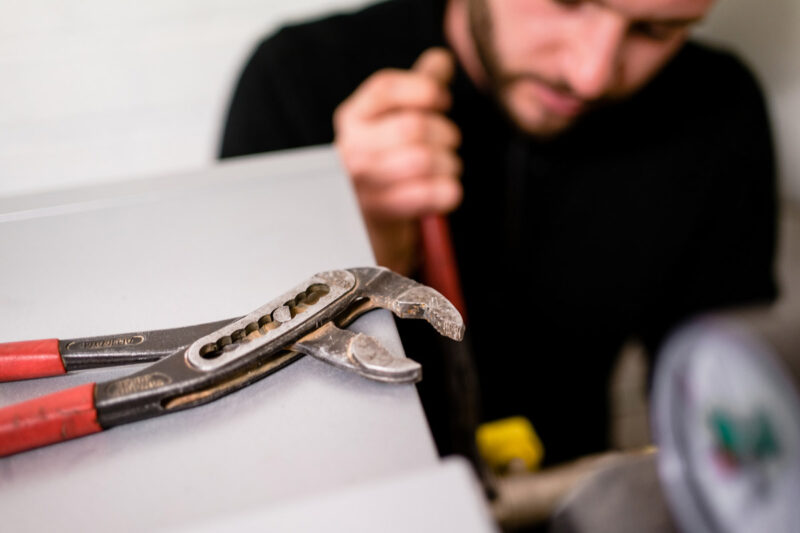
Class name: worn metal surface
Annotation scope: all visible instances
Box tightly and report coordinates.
[94,267,464,428]
[185,270,354,372]
[294,322,421,383]
[60,318,233,371]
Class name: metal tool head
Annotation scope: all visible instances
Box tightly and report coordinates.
[291,267,465,384]
[343,267,466,341]
[94,267,467,429]
[176,267,463,386]
[293,323,422,384]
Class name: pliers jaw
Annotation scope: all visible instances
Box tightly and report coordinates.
[345,267,466,341]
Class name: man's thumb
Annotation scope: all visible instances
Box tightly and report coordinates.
[412,47,455,85]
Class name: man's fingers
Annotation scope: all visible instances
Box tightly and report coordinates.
[341,111,460,153]
[335,47,454,122]
[360,176,463,218]
[333,46,462,231]
[384,112,461,148]
[411,47,455,86]
[350,146,462,189]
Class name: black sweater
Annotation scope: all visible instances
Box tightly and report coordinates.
[220,0,777,463]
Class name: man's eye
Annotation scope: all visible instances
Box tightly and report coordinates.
[631,22,682,41]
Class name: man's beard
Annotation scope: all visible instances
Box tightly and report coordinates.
[466,0,502,92]
[465,0,593,136]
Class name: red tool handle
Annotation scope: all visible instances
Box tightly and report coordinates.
[0,339,66,382]
[420,214,467,319]
[0,382,102,457]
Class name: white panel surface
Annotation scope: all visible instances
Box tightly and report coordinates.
[171,457,498,533]
[0,146,439,531]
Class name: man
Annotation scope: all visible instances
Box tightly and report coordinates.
[220,0,777,464]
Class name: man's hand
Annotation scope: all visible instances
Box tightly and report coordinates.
[334,48,463,275]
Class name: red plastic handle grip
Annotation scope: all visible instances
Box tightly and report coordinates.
[0,339,66,382]
[420,214,467,320]
[0,382,102,457]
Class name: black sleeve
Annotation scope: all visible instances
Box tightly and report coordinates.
[217,1,444,160]
[642,53,779,356]
[219,36,308,158]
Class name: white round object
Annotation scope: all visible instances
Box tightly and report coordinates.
[653,320,800,533]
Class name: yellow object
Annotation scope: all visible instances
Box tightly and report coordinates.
[476,416,544,472]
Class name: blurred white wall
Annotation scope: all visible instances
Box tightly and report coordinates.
[0,0,368,196]
[695,0,800,204]
[1,0,798,201]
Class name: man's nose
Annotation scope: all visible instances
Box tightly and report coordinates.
[565,12,626,100]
